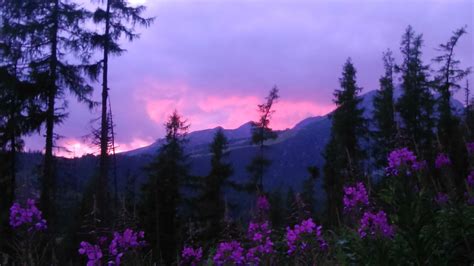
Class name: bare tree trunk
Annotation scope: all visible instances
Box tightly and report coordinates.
[98,0,111,220]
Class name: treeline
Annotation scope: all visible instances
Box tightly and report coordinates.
[0,0,153,263]
[1,0,474,264]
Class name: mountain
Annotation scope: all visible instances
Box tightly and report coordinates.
[16,89,466,207]
[119,88,465,190]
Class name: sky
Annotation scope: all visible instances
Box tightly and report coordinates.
[24,0,474,157]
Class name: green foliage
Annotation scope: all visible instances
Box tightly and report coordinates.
[323,58,367,225]
[195,129,233,244]
[141,110,190,264]
[247,86,279,192]
[372,50,397,168]
[396,26,435,161]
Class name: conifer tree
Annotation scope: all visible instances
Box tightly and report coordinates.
[247,86,279,192]
[197,128,233,243]
[14,0,95,228]
[143,110,189,264]
[396,26,435,161]
[433,26,470,148]
[372,50,397,167]
[0,0,47,250]
[89,0,153,220]
[465,81,474,138]
[323,58,367,225]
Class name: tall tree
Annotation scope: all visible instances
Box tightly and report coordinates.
[466,80,474,138]
[432,27,471,191]
[372,50,397,168]
[89,0,154,221]
[0,0,47,251]
[142,110,189,264]
[247,86,279,192]
[396,26,435,161]
[197,128,233,243]
[11,0,95,231]
[433,26,470,145]
[323,58,367,225]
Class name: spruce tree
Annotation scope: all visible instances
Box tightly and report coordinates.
[396,26,435,161]
[432,27,471,191]
[0,0,47,251]
[89,0,153,220]
[16,0,95,229]
[433,26,470,148]
[323,58,367,225]
[197,128,233,243]
[143,110,189,264]
[372,50,397,168]
[247,86,279,192]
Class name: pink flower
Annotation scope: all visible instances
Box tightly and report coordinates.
[386,148,421,176]
[246,221,273,264]
[256,195,270,212]
[435,153,451,169]
[343,182,369,212]
[434,192,449,205]
[9,199,47,232]
[285,218,327,255]
[181,246,203,266]
[358,210,394,239]
[213,241,245,265]
[466,142,474,154]
[78,241,102,266]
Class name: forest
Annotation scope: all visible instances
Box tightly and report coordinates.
[0,0,473,265]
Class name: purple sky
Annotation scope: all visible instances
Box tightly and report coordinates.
[25,0,474,157]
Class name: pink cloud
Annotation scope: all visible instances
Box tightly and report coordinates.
[136,80,335,135]
[53,137,153,158]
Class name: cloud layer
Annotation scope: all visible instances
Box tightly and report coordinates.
[24,0,473,157]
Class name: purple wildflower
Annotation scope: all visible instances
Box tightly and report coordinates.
[466,142,474,154]
[467,171,474,188]
[358,210,394,239]
[435,153,451,169]
[343,182,369,212]
[181,246,203,266]
[79,241,103,266]
[434,192,449,205]
[256,195,270,212]
[213,241,245,265]
[246,221,274,264]
[386,148,420,176]
[9,199,47,232]
[109,229,146,265]
[285,218,327,256]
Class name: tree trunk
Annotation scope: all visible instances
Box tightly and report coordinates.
[98,0,111,220]
[41,0,59,226]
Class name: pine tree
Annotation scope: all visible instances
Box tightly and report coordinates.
[433,26,470,148]
[323,58,367,226]
[432,27,471,191]
[396,26,435,161]
[197,128,233,243]
[465,81,474,138]
[142,110,189,264]
[247,86,279,192]
[0,0,46,251]
[372,50,397,168]
[16,0,95,230]
[89,0,153,221]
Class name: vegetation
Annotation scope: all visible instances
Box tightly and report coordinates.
[0,0,473,264]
